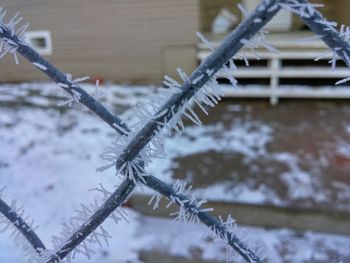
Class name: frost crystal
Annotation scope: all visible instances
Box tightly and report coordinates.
[167,180,213,224]
[148,191,162,210]
[32,62,47,71]
[92,79,105,101]
[48,184,128,262]
[0,9,29,64]
[279,1,323,18]
[197,32,215,51]
[0,189,42,263]
[57,75,88,107]
[98,130,152,185]
[280,1,350,85]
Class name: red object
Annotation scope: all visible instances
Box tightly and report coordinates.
[91,76,105,86]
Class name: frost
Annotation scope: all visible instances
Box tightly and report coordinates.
[57,83,69,89]
[163,75,182,93]
[254,18,262,24]
[166,180,214,224]
[3,1,350,262]
[148,191,162,210]
[279,1,350,86]
[92,80,105,100]
[176,67,188,82]
[0,8,29,64]
[48,184,128,262]
[336,76,350,85]
[206,69,214,77]
[56,75,88,107]
[98,132,151,185]
[32,62,47,71]
[0,189,41,263]
[112,122,129,136]
[237,4,250,18]
[193,74,204,85]
[197,32,215,51]
[57,89,81,107]
[73,76,90,83]
[295,34,324,44]
[99,59,228,184]
[279,1,323,18]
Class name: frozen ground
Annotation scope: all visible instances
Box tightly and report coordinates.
[137,216,350,263]
[0,83,350,262]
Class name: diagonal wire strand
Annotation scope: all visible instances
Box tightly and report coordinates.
[45,179,135,263]
[295,0,350,66]
[0,197,46,254]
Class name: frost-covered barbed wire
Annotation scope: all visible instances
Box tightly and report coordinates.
[57,75,89,107]
[237,3,279,61]
[279,1,324,18]
[0,8,29,64]
[44,179,135,263]
[205,215,238,263]
[0,188,45,262]
[148,180,215,224]
[280,0,350,84]
[142,175,261,262]
[44,184,129,263]
[197,3,279,74]
[112,0,280,205]
[4,0,350,262]
[0,12,127,135]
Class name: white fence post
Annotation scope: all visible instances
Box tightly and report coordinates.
[270,56,281,105]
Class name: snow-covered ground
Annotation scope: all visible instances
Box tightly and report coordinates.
[137,216,350,263]
[0,82,350,262]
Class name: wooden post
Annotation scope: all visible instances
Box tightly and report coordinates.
[270,56,281,105]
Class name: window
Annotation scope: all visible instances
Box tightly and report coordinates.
[24,31,53,55]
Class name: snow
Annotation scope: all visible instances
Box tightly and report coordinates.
[275,153,315,200]
[0,82,350,262]
[337,141,350,158]
[137,216,350,263]
[162,122,272,160]
[346,125,350,134]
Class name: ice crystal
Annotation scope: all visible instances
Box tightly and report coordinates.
[32,62,47,71]
[148,191,162,210]
[279,1,323,18]
[98,130,153,185]
[0,8,29,64]
[56,75,88,107]
[166,180,214,223]
[0,189,42,263]
[92,79,105,101]
[196,32,215,51]
[48,184,128,262]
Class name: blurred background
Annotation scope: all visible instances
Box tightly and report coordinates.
[1,0,350,262]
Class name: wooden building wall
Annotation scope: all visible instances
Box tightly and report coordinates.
[200,0,350,32]
[0,0,199,83]
[2,1,350,83]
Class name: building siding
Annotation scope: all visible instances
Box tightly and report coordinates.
[0,0,199,83]
[200,0,350,32]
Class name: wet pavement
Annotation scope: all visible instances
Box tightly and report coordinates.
[170,99,350,211]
